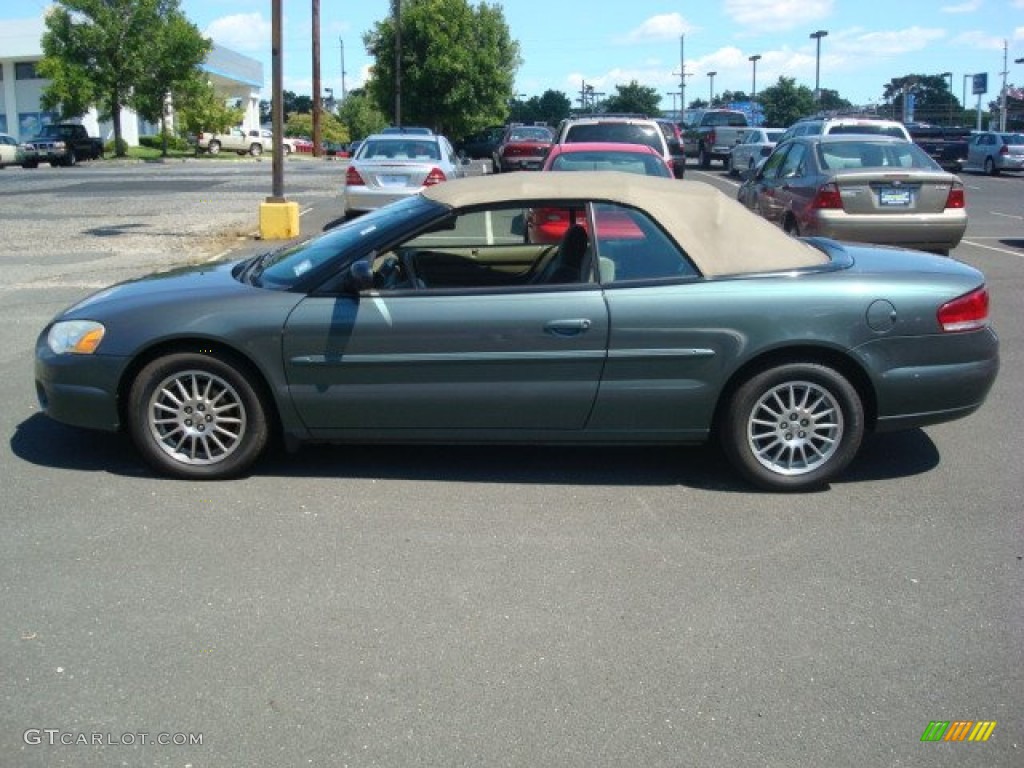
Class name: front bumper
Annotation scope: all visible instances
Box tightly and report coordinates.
[34,342,128,432]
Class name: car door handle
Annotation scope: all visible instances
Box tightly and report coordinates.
[544,318,592,337]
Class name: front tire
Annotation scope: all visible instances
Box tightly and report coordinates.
[128,353,269,480]
[720,363,864,491]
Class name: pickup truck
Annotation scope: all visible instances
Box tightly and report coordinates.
[684,109,750,168]
[22,123,104,167]
[906,124,971,172]
[196,128,266,156]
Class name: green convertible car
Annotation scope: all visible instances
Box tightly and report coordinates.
[34,173,999,491]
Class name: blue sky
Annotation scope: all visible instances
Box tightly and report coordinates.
[8,1,1024,109]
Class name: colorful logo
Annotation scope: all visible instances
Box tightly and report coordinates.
[921,721,997,742]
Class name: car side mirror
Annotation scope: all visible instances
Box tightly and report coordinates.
[344,258,374,293]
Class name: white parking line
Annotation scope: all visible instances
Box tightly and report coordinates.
[991,211,1023,221]
[960,239,1024,259]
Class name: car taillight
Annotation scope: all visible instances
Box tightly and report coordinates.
[345,166,365,186]
[938,286,989,332]
[999,144,1009,155]
[423,167,447,186]
[945,179,965,209]
[706,129,716,145]
[812,182,843,209]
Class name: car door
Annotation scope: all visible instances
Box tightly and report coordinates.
[752,142,801,224]
[967,133,988,167]
[281,206,609,435]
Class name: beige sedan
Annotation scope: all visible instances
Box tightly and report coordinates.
[737,135,967,255]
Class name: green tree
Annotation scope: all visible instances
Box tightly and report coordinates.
[130,6,211,156]
[337,89,389,140]
[364,0,521,138]
[883,74,959,124]
[174,79,244,152]
[758,76,817,127]
[285,112,350,144]
[816,88,852,113]
[531,90,572,126]
[601,80,662,115]
[39,0,182,157]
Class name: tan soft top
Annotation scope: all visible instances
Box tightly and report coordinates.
[423,171,827,276]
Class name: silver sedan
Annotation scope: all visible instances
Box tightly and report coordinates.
[727,127,785,176]
[342,133,469,217]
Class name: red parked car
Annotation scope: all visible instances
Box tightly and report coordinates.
[527,142,672,243]
[493,124,553,172]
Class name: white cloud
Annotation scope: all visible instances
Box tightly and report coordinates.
[204,13,272,54]
[619,13,691,44]
[940,0,982,12]
[833,26,946,57]
[951,30,1009,50]
[724,0,832,32]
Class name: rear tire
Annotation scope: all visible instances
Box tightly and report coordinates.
[984,157,999,176]
[128,352,269,480]
[720,363,864,491]
[207,140,221,156]
[699,147,711,169]
[250,143,263,157]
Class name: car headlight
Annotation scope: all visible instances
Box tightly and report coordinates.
[47,320,106,355]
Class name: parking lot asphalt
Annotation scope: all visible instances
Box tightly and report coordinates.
[1,157,1021,768]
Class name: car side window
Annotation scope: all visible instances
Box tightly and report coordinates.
[591,203,697,283]
[759,144,791,179]
[778,144,807,178]
[384,206,594,290]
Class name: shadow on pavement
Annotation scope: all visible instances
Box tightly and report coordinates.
[12,413,940,491]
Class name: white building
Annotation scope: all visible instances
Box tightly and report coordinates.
[0,15,263,143]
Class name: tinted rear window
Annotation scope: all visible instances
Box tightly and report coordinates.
[827,123,908,139]
[564,123,663,153]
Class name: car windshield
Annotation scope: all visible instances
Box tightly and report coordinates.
[549,150,670,177]
[358,139,440,160]
[247,197,436,290]
[817,141,940,171]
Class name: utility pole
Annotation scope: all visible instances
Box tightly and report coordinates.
[340,38,347,99]
[312,0,322,157]
[679,35,686,118]
[393,0,402,126]
[999,39,1009,131]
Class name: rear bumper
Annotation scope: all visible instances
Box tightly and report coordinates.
[856,327,999,431]
[809,210,967,251]
[343,186,421,213]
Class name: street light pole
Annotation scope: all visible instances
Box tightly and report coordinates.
[707,71,717,106]
[940,72,952,126]
[749,54,761,104]
[810,30,828,101]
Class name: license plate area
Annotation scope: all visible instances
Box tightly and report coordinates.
[378,174,409,187]
[879,187,912,206]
